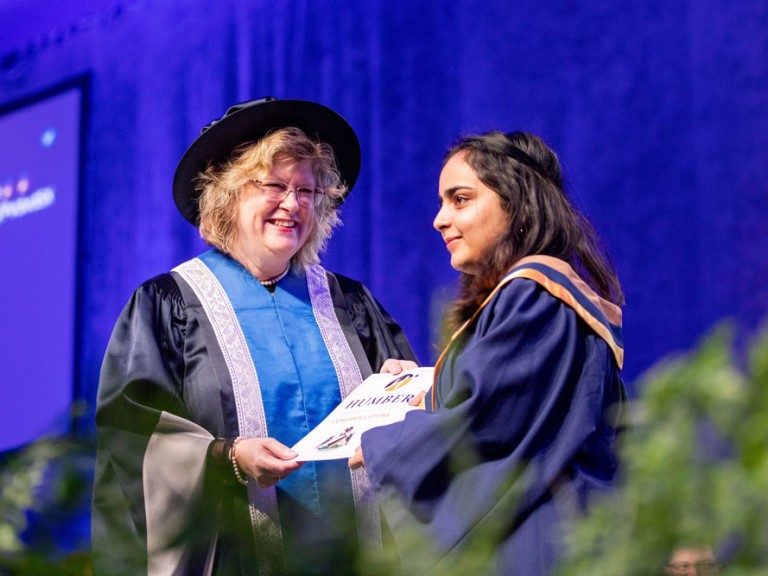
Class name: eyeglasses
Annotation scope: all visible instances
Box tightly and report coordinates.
[666,561,720,575]
[253,180,325,207]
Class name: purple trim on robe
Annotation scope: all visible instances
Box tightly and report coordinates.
[173,258,282,574]
[307,265,382,546]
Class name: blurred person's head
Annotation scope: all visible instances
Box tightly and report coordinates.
[664,546,719,576]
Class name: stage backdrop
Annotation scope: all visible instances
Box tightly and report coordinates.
[1,0,767,432]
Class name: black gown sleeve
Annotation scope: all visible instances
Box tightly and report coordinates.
[327,272,419,373]
[91,273,193,574]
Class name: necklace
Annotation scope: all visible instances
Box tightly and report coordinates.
[260,265,290,286]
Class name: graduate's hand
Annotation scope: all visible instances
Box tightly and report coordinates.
[379,358,419,374]
[235,438,304,489]
[409,390,427,408]
[348,446,365,470]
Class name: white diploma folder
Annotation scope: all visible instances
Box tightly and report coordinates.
[290,367,435,461]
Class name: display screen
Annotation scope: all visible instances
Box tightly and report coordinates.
[0,80,85,452]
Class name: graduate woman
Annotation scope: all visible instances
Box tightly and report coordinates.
[92,97,417,575]
[350,131,626,575]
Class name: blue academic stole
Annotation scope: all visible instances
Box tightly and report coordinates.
[173,249,381,567]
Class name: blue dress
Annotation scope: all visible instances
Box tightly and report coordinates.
[361,256,625,575]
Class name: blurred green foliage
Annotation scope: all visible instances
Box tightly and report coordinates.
[0,435,93,575]
[557,327,768,576]
[3,327,768,575]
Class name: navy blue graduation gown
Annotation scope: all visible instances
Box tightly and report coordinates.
[361,257,625,575]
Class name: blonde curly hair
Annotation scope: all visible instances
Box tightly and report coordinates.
[195,127,347,269]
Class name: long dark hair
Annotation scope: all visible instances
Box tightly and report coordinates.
[445,130,624,332]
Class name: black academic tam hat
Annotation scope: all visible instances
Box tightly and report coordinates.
[173,96,361,225]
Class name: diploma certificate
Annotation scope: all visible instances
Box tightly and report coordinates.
[290,367,435,461]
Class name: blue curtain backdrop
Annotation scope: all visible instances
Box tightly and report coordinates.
[2,0,768,419]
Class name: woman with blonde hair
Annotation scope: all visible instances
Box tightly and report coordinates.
[93,97,417,575]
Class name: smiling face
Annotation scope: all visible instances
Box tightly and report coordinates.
[433,151,511,275]
[232,159,316,279]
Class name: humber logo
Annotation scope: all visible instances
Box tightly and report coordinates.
[384,373,414,392]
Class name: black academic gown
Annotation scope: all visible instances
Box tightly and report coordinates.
[91,259,416,576]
